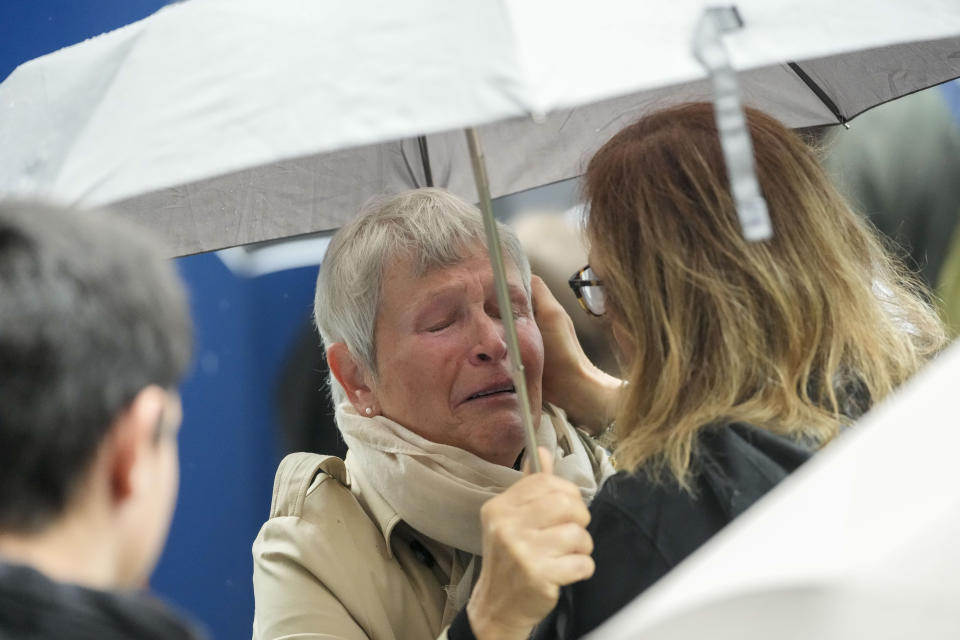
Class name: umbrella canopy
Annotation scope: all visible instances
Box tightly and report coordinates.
[587,339,960,640]
[1,0,959,256]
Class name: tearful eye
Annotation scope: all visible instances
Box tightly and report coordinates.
[427,319,453,333]
[487,307,525,321]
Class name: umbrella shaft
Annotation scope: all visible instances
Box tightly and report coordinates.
[464,127,541,473]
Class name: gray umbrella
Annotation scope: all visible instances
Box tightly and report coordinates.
[93,35,960,257]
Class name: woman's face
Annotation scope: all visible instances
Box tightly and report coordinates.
[369,246,543,467]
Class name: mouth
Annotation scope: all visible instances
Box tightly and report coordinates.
[463,382,516,403]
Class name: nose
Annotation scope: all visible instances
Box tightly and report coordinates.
[469,312,508,365]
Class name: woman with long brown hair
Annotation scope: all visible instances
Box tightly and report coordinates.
[532,102,946,638]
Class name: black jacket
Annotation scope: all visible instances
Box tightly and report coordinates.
[535,422,811,639]
[0,561,205,640]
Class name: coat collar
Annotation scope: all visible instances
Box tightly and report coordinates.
[344,454,404,558]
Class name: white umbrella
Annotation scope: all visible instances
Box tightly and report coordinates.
[1,0,959,255]
[2,0,959,457]
[587,340,960,640]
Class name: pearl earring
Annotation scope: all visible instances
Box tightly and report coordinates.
[365,407,372,416]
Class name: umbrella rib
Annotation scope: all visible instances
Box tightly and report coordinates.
[417,136,434,188]
[399,141,420,188]
[787,62,847,126]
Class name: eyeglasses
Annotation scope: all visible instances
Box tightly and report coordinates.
[568,265,606,317]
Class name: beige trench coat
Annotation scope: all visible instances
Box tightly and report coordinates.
[251,429,609,640]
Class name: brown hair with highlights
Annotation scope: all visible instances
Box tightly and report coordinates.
[584,102,946,487]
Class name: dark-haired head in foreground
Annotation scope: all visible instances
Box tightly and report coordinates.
[0,201,201,639]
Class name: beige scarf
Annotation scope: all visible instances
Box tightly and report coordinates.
[338,402,610,556]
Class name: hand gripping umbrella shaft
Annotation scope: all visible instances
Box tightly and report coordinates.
[465,127,542,473]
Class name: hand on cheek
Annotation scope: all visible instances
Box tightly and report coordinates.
[532,276,622,434]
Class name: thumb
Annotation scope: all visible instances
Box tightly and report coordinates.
[530,275,547,315]
[524,446,554,476]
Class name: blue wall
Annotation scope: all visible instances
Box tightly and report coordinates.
[3,5,321,637]
[1,1,165,75]
[154,254,319,638]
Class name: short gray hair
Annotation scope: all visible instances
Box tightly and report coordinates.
[314,188,531,404]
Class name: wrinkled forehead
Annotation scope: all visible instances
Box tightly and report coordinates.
[379,242,480,297]
[405,239,485,279]
[387,241,527,287]
[381,242,531,312]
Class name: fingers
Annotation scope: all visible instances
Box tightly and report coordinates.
[536,552,596,587]
[530,275,550,313]
[482,488,590,533]
[539,446,554,475]
[481,469,591,545]
[531,275,572,328]
[532,276,607,429]
[534,522,594,556]
[496,526,595,589]
[497,471,588,517]
[469,469,596,638]
[485,519,593,562]
[483,521,595,588]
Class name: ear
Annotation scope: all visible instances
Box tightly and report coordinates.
[327,343,379,415]
[109,385,168,503]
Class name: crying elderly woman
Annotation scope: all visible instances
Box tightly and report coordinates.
[252,188,615,640]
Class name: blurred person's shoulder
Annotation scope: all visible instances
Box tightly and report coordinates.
[0,560,204,640]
